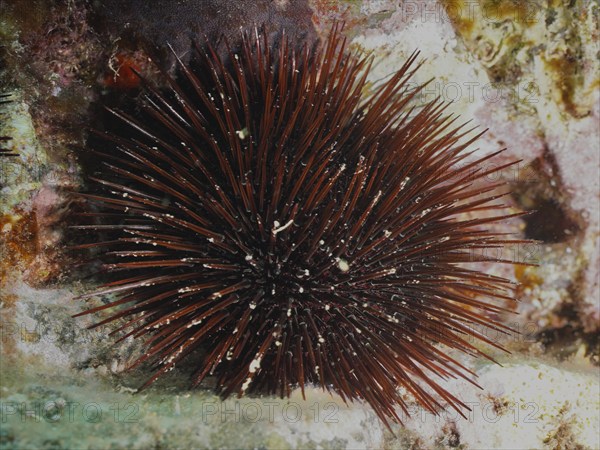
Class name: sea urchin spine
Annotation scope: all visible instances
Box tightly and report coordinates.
[74,26,528,426]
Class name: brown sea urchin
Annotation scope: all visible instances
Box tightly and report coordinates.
[75,26,527,425]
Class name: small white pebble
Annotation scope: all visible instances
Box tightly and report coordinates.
[338,259,350,272]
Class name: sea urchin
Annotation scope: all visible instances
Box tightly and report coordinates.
[75,26,526,425]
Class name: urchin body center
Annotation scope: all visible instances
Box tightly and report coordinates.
[247,242,312,302]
